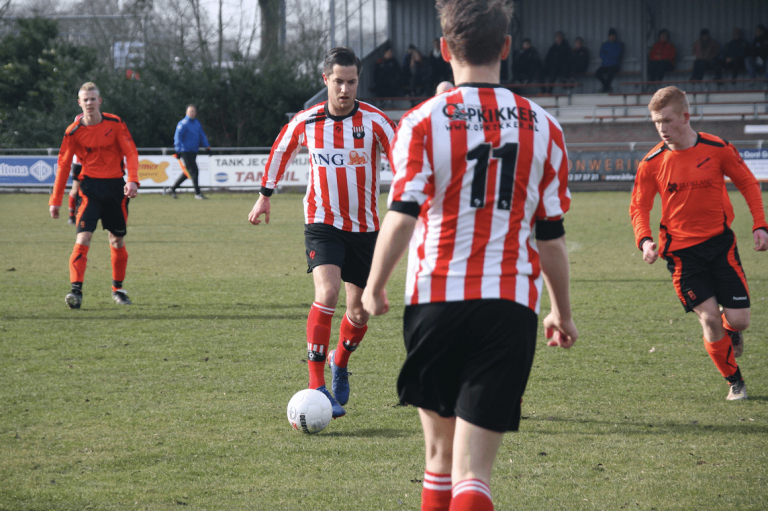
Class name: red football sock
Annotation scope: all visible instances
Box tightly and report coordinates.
[421,472,452,511]
[334,313,368,368]
[450,479,493,511]
[68,194,76,213]
[703,334,738,378]
[111,246,128,292]
[307,302,334,389]
[69,243,89,284]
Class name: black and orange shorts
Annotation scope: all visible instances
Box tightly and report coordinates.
[664,229,750,312]
[75,177,129,236]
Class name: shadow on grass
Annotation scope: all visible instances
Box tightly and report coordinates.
[525,415,768,435]
[323,428,411,438]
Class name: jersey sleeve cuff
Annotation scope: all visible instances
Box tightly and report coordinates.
[259,186,274,197]
[535,218,565,240]
[638,236,653,251]
[754,226,768,234]
[389,201,421,218]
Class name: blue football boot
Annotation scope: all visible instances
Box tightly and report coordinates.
[328,350,350,405]
[315,385,346,418]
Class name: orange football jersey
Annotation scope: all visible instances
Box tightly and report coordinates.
[50,113,139,207]
[630,132,767,256]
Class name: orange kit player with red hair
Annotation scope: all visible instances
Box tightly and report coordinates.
[630,86,768,400]
[49,82,140,309]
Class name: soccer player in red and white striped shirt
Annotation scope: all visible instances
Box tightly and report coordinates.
[362,2,578,510]
[248,47,396,418]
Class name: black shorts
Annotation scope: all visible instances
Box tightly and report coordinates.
[304,223,378,289]
[76,177,129,236]
[665,228,750,312]
[398,299,538,433]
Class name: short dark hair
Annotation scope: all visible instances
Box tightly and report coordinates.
[437,0,512,66]
[658,29,669,39]
[608,28,617,37]
[323,47,362,77]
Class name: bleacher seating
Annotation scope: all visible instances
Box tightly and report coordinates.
[360,90,767,124]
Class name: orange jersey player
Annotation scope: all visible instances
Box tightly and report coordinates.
[630,86,768,401]
[49,81,140,309]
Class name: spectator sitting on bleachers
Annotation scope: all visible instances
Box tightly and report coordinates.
[747,24,768,78]
[373,47,401,98]
[571,37,590,77]
[596,28,623,93]
[406,47,427,97]
[691,28,721,80]
[720,28,750,80]
[542,31,571,92]
[648,29,676,82]
[512,38,542,84]
[427,38,452,93]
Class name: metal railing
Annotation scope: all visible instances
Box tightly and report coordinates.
[0,147,273,156]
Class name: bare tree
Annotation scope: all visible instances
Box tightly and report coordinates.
[258,0,279,60]
[284,0,329,77]
[186,0,212,65]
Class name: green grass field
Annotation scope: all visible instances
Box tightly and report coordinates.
[1,191,766,510]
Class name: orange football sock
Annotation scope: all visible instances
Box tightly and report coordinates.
[450,480,493,511]
[421,472,452,511]
[721,313,743,333]
[307,302,334,389]
[69,244,89,284]
[334,313,368,368]
[68,194,76,213]
[703,334,738,378]
[110,246,128,291]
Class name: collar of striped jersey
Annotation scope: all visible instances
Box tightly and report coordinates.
[324,100,359,122]
[454,82,506,89]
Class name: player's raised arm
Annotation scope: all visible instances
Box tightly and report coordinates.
[721,143,768,242]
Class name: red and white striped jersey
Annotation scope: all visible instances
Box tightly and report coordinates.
[389,84,571,313]
[262,100,396,232]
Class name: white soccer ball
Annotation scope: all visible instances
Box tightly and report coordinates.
[287,389,332,434]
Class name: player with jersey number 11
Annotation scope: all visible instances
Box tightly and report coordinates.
[248,47,396,419]
[363,1,578,509]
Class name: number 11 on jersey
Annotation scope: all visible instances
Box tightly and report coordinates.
[466,142,519,210]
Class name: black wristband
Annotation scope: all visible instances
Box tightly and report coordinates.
[535,218,565,240]
[259,186,274,197]
[389,201,421,218]
[638,236,653,251]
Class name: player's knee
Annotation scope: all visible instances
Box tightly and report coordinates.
[346,304,369,325]
[726,312,750,332]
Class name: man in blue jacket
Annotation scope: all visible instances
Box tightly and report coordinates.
[595,28,623,93]
[165,104,212,199]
